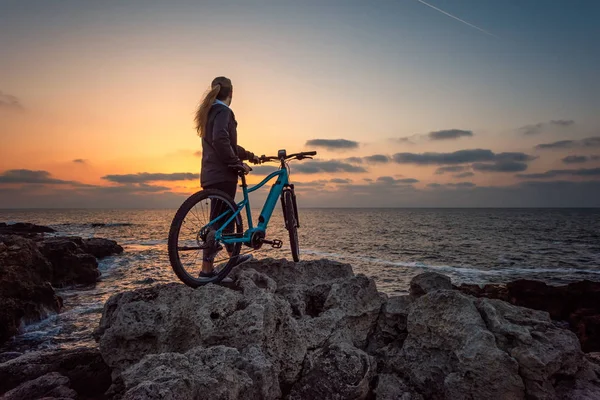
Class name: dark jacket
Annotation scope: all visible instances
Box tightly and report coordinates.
[200,103,253,187]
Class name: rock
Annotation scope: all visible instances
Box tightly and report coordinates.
[409,272,452,297]
[393,290,526,400]
[0,235,61,343]
[1,372,77,400]
[367,295,412,360]
[95,259,385,398]
[82,237,124,259]
[288,342,375,400]
[0,346,111,398]
[0,352,22,364]
[37,237,101,286]
[374,374,423,400]
[94,264,600,400]
[120,345,280,400]
[458,279,600,352]
[0,222,56,234]
[476,297,585,399]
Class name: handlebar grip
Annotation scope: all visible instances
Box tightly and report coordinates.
[304,151,317,156]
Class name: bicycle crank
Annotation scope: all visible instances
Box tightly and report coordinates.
[262,239,283,249]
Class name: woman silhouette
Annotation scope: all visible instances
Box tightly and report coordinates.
[194,76,258,278]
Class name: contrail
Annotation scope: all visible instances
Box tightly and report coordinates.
[416,0,499,39]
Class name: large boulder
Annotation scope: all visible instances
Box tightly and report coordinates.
[0,235,61,343]
[120,345,280,400]
[393,290,526,400]
[82,237,124,259]
[0,346,111,398]
[458,279,600,352]
[0,372,77,400]
[410,271,452,296]
[95,258,385,399]
[37,237,101,286]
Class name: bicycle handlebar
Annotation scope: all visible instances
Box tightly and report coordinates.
[259,150,317,163]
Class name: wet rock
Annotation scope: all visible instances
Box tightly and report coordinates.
[38,237,101,286]
[0,222,56,235]
[0,346,111,398]
[82,237,124,259]
[0,235,61,343]
[1,372,77,400]
[409,271,452,297]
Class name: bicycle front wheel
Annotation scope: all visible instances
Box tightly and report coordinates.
[168,189,243,287]
[283,189,300,262]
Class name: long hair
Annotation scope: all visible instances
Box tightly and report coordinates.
[195,76,233,137]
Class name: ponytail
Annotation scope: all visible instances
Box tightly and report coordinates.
[194,76,232,137]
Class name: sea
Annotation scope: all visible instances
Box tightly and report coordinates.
[1,208,599,353]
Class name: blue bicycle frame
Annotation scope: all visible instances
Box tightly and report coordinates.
[210,168,289,244]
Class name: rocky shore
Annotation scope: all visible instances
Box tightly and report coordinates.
[0,222,123,344]
[1,225,599,399]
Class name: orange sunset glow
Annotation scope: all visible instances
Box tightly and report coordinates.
[1,1,599,208]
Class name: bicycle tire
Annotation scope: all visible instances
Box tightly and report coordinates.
[168,188,243,288]
[283,189,300,262]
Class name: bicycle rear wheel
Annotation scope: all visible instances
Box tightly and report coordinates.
[168,189,243,287]
[283,189,300,262]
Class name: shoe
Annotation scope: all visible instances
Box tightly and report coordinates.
[198,270,233,284]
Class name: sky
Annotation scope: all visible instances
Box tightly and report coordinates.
[1,0,599,208]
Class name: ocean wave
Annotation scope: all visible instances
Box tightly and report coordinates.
[301,249,600,278]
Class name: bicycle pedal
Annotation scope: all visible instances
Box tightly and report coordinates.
[263,239,283,248]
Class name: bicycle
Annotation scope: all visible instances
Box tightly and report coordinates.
[168,149,317,287]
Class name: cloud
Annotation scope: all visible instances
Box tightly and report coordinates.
[428,129,473,140]
[305,139,359,150]
[363,154,390,164]
[392,149,495,165]
[194,151,202,158]
[102,172,197,183]
[394,135,419,145]
[428,182,476,189]
[517,167,600,179]
[393,149,536,167]
[73,159,87,164]
[329,178,352,184]
[435,166,469,175]
[376,176,419,184]
[535,136,600,150]
[0,91,24,110]
[293,160,367,174]
[454,172,475,178]
[562,155,588,164]
[535,140,575,149]
[519,119,575,135]
[344,157,363,164]
[0,169,75,185]
[551,120,575,127]
[495,152,537,162]
[472,161,528,173]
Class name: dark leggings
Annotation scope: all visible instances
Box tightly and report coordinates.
[203,181,237,260]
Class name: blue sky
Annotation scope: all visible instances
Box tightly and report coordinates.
[1,0,599,207]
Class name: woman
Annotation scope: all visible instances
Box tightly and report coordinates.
[194,76,257,278]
